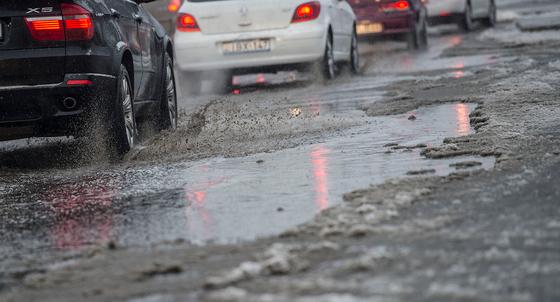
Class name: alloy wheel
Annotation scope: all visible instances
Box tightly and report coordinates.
[121,76,136,149]
[350,30,360,73]
[166,63,178,129]
[325,36,336,79]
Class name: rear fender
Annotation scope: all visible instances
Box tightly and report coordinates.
[112,42,134,93]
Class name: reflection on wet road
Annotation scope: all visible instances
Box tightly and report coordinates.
[0,31,502,276]
[1,103,494,270]
[362,35,505,75]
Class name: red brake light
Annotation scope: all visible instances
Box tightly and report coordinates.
[61,3,94,41]
[177,13,200,32]
[292,2,321,23]
[67,79,92,86]
[168,0,181,12]
[24,3,93,42]
[25,16,64,41]
[382,0,410,12]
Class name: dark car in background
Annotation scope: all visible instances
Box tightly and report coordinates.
[0,0,178,155]
[143,0,184,35]
[348,0,428,50]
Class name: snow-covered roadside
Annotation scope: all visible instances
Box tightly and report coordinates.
[478,23,560,46]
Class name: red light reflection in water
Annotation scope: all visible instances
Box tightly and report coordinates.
[455,103,471,136]
[453,70,465,79]
[308,95,322,116]
[452,62,465,69]
[451,62,465,79]
[311,145,330,211]
[44,178,116,250]
[184,170,225,240]
[399,56,413,70]
[449,35,463,47]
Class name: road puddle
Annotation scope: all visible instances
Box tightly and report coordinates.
[0,103,495,273]
[361,35,513,76]
[150,103,493,243]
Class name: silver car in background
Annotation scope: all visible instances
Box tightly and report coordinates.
[173,0,360,94]
[427,0,497,31]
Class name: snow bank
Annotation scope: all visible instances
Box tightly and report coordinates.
[479,25,560,45]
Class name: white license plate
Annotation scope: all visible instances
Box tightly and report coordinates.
[0,22,4,41]
[222,39,271,55]
[357,23,384,35]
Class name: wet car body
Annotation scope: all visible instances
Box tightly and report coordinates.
[173,0,360,93]
[0,0,177,154]
[427,0,497,30]
[348,0,428,49]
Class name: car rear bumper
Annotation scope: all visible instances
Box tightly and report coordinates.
[174,22,327,72]
[0,73,116,140]
[356,12,415,36]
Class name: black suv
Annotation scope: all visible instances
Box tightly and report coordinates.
[0,0,178,155]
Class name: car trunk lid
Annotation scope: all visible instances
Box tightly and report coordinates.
[185,0,300,35]
[348,0,410,17]
[0,0,65,86]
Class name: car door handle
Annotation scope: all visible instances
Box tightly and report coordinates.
[133,14,143,23]
[110,9,121,18]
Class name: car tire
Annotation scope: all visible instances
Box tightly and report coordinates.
[349,28,361,75]
[419,17,428,49]
[460,1,474,31]
[323,32,336,80]
[110,65,138,156]
[407,16,428,50]
[482,0,497,27]
[312,31,336,82]
[158,53,178,131]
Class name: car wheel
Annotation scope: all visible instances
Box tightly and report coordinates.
[321,32,336,80]
[460,1,474,31]
[350,28,361,74]
[419,17,428,49]
[407,17,427,50]
[158,53,178,130]
[112,65,138,155]
[482,0,497,27]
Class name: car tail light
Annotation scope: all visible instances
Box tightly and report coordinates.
[291,2,321,23]
[382,0,411,12]
[168,0,181,12]
[177,13,200,32]
[25,16,65,41]
[62,3,94,41]
[25,3,93,42]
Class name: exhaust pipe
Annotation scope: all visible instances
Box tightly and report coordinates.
[62,97,78,110]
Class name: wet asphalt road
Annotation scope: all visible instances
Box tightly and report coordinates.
[0,4,529,282]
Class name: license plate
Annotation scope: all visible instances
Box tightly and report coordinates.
[0,22,4,41]
[222,39,271,55]
[357,23,384,35]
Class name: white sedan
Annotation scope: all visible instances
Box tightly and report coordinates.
[173,0,359,93]
[427,0,497,31]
